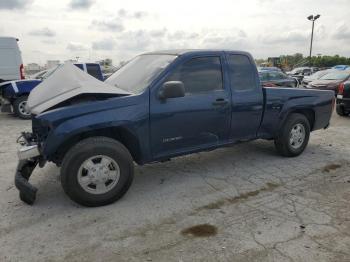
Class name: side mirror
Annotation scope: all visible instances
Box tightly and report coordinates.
[158,81,185,100]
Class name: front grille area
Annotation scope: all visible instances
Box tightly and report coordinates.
[32,118,50,142]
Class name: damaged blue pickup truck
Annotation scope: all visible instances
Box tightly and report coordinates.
[16,50,334,206]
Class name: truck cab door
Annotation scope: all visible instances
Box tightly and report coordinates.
[226,53,264,141]
[150,55,231,160]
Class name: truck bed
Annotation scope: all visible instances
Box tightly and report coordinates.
[258,87,334,139]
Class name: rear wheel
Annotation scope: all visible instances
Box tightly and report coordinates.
[61,137,134,207]
[13,96,31,119]
[274,113,310,157]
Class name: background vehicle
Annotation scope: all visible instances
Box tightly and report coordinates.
[0,63,103,119]
[307,70,350,94]
[332,65,350,70]
[257,66,282,72]
[336,81,350,116]
[15,50,334,206]
[0,37,24,83]
[259,71,298,87]
[302,69,334,87]
[286,67,318,84]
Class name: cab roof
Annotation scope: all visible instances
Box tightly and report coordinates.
[143,49,250,56]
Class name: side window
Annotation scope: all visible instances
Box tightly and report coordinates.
[259,72,268,81]
[86,64,101,80]
[269,72,282,80]
[227,54,257,91]
[166,57,223,94]
[303,69,311,75]
[278,72,286,79]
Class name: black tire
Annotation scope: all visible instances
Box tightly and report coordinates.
[274,113,310,157]
[61,137,134,207]
[336,105,347,116]
[13,96,31,119]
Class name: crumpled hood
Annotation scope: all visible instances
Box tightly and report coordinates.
[27,62,130,115]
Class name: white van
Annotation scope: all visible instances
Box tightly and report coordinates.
[0,37,24,82]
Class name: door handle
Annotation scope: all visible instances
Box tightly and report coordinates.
[212,98,228,106]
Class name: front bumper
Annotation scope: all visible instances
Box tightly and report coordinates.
[15,143,41,205]
[15,159,39,204]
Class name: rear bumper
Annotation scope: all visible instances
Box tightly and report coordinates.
[14,143,41,205]
[337,96,350,108]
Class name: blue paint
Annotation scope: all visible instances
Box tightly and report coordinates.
[32,50,334,165]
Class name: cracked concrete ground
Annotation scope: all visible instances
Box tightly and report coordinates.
[0,111,349,262]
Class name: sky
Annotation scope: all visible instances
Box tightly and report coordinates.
[0,0,350,65]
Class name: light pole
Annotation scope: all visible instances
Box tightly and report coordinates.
[307,14,320,66]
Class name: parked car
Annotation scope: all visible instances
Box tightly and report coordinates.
[332,65,350,70]
[0,37,24,83]
[286,67,317,84]
[0,63,103,119]
[259,71,298,87]
[15,50,334,206]
[336,81,350,116]
[307,70,350,94]
[257,66,282,72]
[301,69,335,87]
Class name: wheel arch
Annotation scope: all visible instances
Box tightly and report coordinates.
[279,108,315,134]
[51,126,142,165]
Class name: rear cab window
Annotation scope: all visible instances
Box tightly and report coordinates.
[86,64,102,80]
[227,54,257,91]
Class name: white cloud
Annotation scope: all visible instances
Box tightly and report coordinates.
[90,18,124,32]
[0,0,33,10]
[92,38,116,50]
[67,42,88,51]
[29,27,56,37]
[0,0,349,64]
[69,0,95,9]
[333,23,350,40]
[117,8,148,19]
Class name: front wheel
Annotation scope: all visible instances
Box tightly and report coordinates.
[13,96,31,119]
[274,113,310,157]
[61,137,134,207]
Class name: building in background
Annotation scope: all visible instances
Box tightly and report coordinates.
[25,63,43,75]
[64,59,78,64]
[46,60,60,69]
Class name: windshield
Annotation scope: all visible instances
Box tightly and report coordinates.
[290,68,303,74]
[105,54,177,94]
[319,71,350,80]
[308,70,330,80]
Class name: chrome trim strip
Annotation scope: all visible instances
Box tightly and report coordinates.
[18,145,40,160]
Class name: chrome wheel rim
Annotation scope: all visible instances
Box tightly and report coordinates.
[289,123,305,149]
[18,101,30,116]
[77,155,120,195]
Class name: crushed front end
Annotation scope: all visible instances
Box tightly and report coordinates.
[15,118,49,205]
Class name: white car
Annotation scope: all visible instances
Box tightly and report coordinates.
[0,37,24,82]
